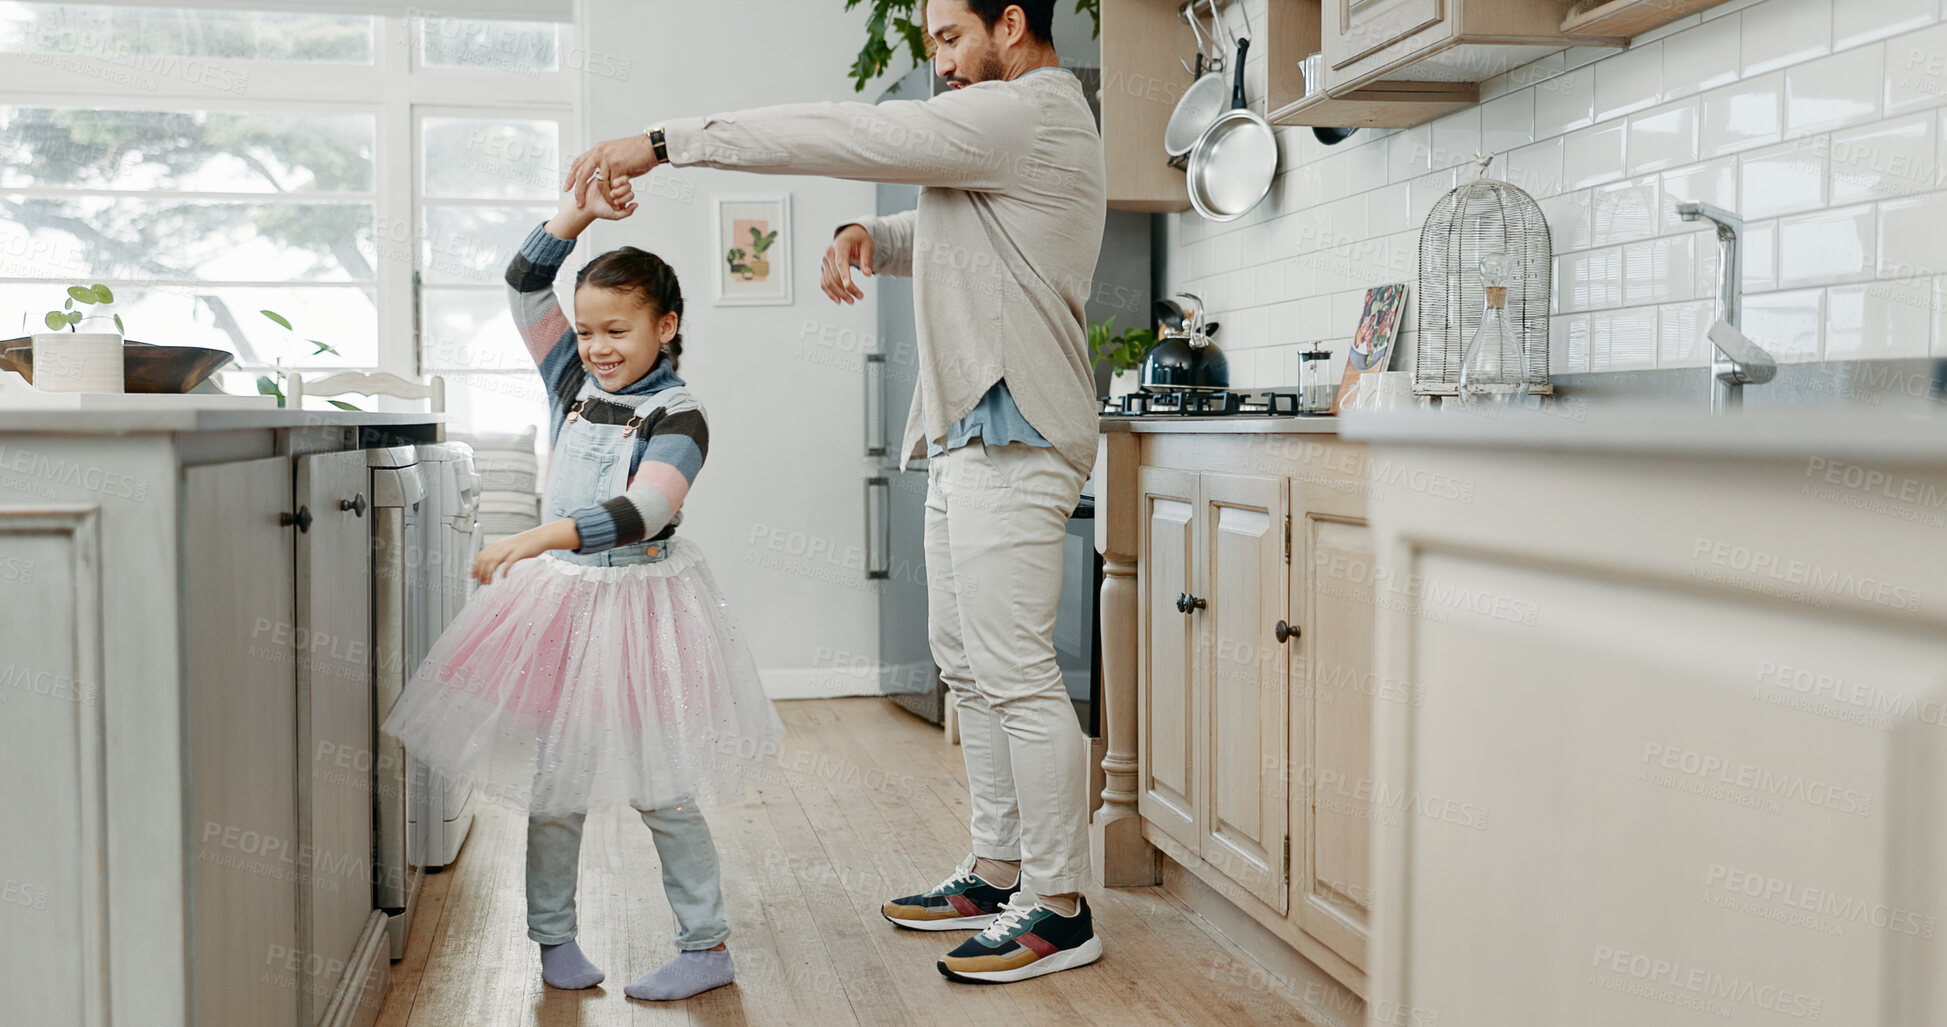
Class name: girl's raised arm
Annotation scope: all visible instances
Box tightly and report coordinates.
[504,183,633,387]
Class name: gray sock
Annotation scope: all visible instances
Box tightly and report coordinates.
[538,940,604,990]
[625,948,735,1001]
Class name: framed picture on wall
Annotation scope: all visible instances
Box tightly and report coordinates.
[713,195,792,306]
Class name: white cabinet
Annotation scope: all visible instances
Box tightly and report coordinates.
[186,457,301,1027]
[1354,412,1947,1026]
[0,411,436,1027]
[1109,429,1369,1000]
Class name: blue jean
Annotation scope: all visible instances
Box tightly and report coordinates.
[525,802,729,950]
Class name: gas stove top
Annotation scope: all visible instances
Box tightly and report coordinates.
[1100,389,1320,418]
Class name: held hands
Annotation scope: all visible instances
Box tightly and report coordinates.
[822,224,876,305]
[546,172,633,239]
[563,133,659,211]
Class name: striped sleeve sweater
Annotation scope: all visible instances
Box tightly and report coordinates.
[505,221,709,555]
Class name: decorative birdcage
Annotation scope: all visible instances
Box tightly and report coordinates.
[1415,158,1552,396]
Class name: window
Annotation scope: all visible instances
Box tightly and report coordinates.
[0,6,573,438]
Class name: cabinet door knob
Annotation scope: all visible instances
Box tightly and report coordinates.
[341,493,367,518]
[281,506,313,533]
[1176,593,1206,614]
[1275,620,1298,643]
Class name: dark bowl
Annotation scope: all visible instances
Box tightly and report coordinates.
[0,338,235,394]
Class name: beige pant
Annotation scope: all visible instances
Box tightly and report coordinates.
[925,440,1091,898]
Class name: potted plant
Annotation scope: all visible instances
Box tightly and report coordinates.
[745,226,779,281]
[1088,316,1157,398]
[254,309,358,410]
[726,247,752,281]
[32,283,124,393]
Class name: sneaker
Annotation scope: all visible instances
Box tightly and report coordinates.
[882,855,1019,931]
[937,897,1103,984]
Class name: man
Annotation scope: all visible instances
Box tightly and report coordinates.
[567,0,1106,984]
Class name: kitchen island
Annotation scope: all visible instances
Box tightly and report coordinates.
[1343,407,1947,1026]
[0,404,441,1027]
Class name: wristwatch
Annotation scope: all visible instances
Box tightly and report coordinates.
[644,125,669,165]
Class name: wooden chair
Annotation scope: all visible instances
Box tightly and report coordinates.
[288,370,446,440]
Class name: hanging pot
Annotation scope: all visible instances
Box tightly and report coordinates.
[1163,1,1231,168]
[1186,37,1277,222]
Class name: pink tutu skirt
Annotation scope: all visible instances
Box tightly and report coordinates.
[381,538,783,817]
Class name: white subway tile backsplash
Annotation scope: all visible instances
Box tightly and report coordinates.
[1562,122,1628,189]
[1833,0,1935,52]
[1884,22,1947,117]
[1829,113,1938,203]
[1776,203,1876,287]
[1628,100,1701,176]
[1784,45,1886,139]
[1388,125,1432,184]
[1701,73,1785,156]
[1741,0,1833,77]
[1658,300,1717,367]
[1742,287,1826,361]
[1740,139,1828,218]
[1534,66,1597,138]
[1595,42,1665,122]
[1591,306,1660,371]
[1663,15,1743,100]
[1591,178,1662,248]
[1481,90,1537,155]
[1162,1,1947,389]
[1505,137,1565,198]
[1825,280,1933,359]
[1878,193,1947,277]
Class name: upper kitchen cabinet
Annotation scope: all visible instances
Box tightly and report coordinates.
[1560,0,1739,38]
[1101,0,1193,211]
[1269,0,1627,130]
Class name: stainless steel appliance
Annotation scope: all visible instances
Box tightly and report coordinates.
[407,442,482,872]
[869,63,1148,733]
[366,445,428,960]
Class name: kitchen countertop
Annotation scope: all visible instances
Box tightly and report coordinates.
[0,407,443,435]
[1099,415,1343,434]
[1339,407,1947,463]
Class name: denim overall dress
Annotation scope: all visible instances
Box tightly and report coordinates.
[541,385,690,567]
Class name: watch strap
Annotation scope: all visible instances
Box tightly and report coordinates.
[646,126,669,165]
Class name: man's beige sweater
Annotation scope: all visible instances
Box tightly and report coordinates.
[662,67,1107,472]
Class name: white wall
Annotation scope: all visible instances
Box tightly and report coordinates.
[574,0,894,699]
[1172,0,1947,390]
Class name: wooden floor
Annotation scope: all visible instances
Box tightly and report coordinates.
[375,698,1311,1026]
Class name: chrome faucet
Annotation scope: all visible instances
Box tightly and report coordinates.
[1677,201,1776,411]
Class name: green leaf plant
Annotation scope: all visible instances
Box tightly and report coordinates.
[43,283,122,335]
[254,308,358,410]
[1088,315,1157,377]
[843,0,1099,92]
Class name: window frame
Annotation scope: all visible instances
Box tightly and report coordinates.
[0,12,577,390]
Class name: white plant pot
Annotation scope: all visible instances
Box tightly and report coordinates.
[32,331,124,394]
[1109,369,1141,399]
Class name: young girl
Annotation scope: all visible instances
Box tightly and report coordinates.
[382,181,781,1001]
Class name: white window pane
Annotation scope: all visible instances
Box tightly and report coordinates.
[418,204,547,285]
[421,116,560,201]
[0,282,374,368]
[419,18,555,72]
[0,195,375,281]
[421,287,539,374]
[0,108,375,193]
[0,5,374,62]
[439,371,550,440]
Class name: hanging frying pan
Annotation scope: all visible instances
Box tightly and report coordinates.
[1163,2,1230,168]
[1314,126,1360,145]
[1186,37,1277,222]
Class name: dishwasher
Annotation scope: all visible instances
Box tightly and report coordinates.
[367,445,428,960]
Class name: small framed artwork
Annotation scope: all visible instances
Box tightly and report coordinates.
[1332,282,1408,414]
[713,195,792,306]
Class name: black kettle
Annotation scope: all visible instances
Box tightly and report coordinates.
[1142,292,1229,392]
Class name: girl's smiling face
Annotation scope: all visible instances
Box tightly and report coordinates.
[573,284,678,390]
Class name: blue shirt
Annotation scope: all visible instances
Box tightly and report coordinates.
[927,380,1053,457]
